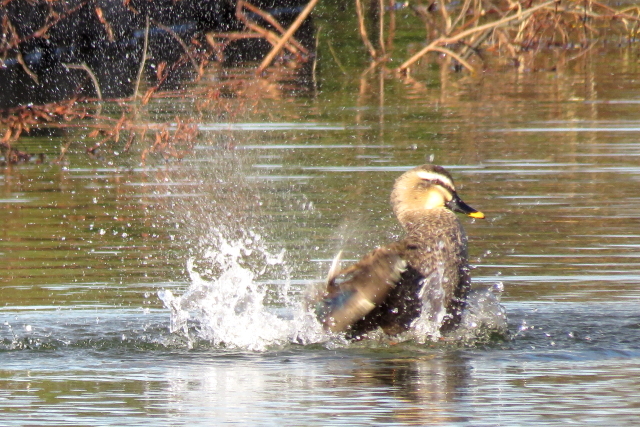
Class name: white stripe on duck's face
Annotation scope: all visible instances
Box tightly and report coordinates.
[415,170,455,192]
[396,181,454,213]
[392,165,462,219]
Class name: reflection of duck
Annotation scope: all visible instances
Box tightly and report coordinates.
[352,355,469,424]
[317,165,484,338]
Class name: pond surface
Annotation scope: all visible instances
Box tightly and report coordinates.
[3,49,640,425]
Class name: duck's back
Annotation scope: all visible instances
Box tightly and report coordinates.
[349,208,470,336]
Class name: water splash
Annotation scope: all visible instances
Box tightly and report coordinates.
[451,282,508,342]
[155,153,506,351]
[410,267,448,342]
[158,234,327,352]
[159,232,506,350]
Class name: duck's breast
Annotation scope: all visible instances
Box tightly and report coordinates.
[403,209,470,319]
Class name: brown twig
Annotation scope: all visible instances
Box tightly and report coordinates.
[440,0,453,34]
[134,15,150,99]
[153,20,201,75]
[0,2,87,54]
[356,0,377,58]
[238,1,308,54]
[94,7,115,42]
[234,2,302,57]
[360,53,390,77]
[327,40,347,75]
[63,62,102,99]
[397,0,558,73]
[378,0,385,56]
[256,0,318,74]
[431,46,474,72]
[385,0,396,52]
[15,50,38,83]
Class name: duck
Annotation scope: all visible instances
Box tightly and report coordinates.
[316,164,484,338]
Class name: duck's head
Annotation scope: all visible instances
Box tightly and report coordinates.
[391,164,485,223]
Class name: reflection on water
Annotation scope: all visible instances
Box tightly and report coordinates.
[2,49,640,424]
[3,319,640,427]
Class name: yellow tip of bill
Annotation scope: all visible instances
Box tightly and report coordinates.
[468,211,485,219]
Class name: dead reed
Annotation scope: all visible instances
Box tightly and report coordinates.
[0,0,319,164]
[3,0,638,165]
[354,0,640,75]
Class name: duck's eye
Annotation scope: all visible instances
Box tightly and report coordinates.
[417,180,453,198]
[416,180,432,190]
[417,178,455,193]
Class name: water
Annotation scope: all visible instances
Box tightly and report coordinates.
[3,48,640,424]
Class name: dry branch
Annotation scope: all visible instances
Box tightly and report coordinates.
[356,0,377,58]
[153,20,201,75]
[257,0,318,74]
[398,0,559,73]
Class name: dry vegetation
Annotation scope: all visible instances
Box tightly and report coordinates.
[0,0,319,164]
[356,0,640,74]
[1,0,639,164]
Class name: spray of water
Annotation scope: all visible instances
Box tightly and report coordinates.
[158,233,327,351]
[158,236,506,350]
[156,151,506,351]
[155,150,330,351]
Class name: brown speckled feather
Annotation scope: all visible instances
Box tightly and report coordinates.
[317,165,483,337]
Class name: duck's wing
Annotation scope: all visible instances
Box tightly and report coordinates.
[317,245,407,332]
[325,250,343,284]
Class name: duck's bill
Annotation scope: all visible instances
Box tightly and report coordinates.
[447,195,485,219]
